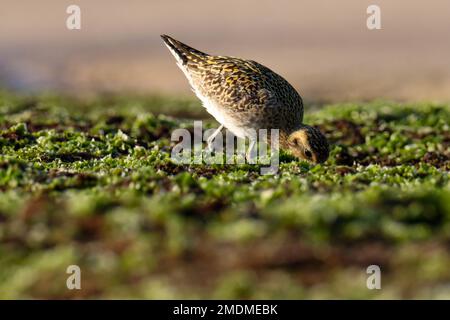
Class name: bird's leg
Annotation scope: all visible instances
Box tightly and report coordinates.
[246,139,257,163]
[207,125,224,152]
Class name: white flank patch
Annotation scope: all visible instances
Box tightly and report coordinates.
[196,91,251,139]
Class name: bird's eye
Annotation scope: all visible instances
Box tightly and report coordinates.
[304,150,312,159]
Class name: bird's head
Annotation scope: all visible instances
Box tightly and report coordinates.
[285,125,329,164]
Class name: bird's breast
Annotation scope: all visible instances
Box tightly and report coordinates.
[195,91,255,139]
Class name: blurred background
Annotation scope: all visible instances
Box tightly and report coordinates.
[1,0,450,102]
[1,1,450,299]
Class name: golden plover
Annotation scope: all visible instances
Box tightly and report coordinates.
[161,35,329,163]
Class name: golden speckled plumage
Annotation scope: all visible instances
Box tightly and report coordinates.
[161,35,329,163]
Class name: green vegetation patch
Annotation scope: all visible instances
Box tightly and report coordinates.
[0,91,449,298]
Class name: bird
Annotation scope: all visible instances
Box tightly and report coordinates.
[161,35,329,164]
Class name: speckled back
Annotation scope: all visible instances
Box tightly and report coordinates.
[162,35,304,133]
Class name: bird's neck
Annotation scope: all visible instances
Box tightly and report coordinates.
[278,124,305,148]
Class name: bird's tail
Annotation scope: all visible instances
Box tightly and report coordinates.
[160,35,208,66]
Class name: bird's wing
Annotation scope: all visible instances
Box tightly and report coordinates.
[196,57,304,124]
[161,35,208,68]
